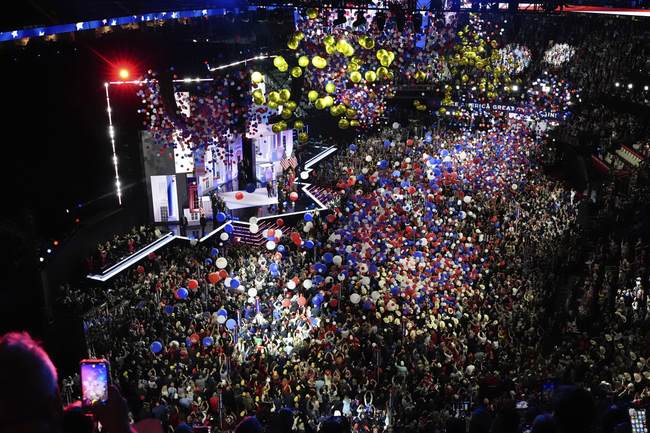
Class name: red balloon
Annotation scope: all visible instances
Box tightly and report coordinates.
[235,191,244,200]
[188,279,199,291]
[329,299,338,308]
[298,296,307,306]
[276,218,284,227]
[268,228,276,238]
[289,192,299,202]
[282,299,291,308]
[406,139,414,146]
[208,273,220,284]
[327,214,336,223]
[137,265,145,274]
[190,333,200,344]
[218,270,228,280]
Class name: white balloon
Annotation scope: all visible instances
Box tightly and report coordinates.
[250,224,259,234]
[248,288,258,297]
[333,255,343,266]
[224,277,232,287]
[350,293,361,304]
[275,229,283,238]
[217,315,226,324]
[220,232,229,241]
[371,291,380,300]
[300,171,309,179]
[287,280,296,290]
[216,257,228,269]
[266,240,276,250]
[365,155,372,162]
[303,279,313,289]
[249,216,258,225]
[392,122,400,129]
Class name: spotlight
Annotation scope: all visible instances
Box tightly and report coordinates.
[353,10,367,28]
[53,240,59,246]
[627,83,633,89]
[47,248,52,254]
[39,257,44,263]
[644,85,649,91]
[512,85,519,92]
[615,82,620,87]
[333,10,346,26]
[374,11,387,31]
[118,68,129,79]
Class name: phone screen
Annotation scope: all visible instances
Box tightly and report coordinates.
[630,408,648,433]
[81,360,109,407]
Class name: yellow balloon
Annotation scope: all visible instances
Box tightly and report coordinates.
[268,101,278,110]
[346,108,357,119]
[298,56,309,68]
[362,37,375,49]
[294,120,304,130]
[350,119,360,127]
[322,95,334,107]
[348,62,359,72]
[338,118,349,129]
[251,71,263,84]
[306,8,318,19]
[268,91,280,103]
[253,96,265,105]
[329,106,341,117]
[376,49,388,60]
[323,35,335,46]
[287,39,299,50]
[298,132,309,142]
[273,56,286,69]
[285,101,297,111]
[314,98,325,110]
[281,109,293,120]
[364,70,377,82]
[280,89,291,102]
[272,123,282,133]
[350,71,362,83]
[312,56,327,69]
[252,89,264,99]
[294,32,304,41]
[336,39,349,53]
[277,64,288,72]
[307,90,318,102]
[325,82,336,94]
[325,44,336,55]
[343,46,355,57]
[291,66,303,78]
[377,67,389,79]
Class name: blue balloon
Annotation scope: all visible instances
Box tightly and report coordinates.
[230,278,240,289]
[164,305,175,314]
[226,319,237,330]
[349,144,357,152]
[177,287,189,300]
[150,341,163,354]
[217,308,228,317]
[304,213,313,222]
[246,183,256,193]
[224,224,234,234]
[202,336,214,347]
[216,212,226,223]
[211,247,219,257]
[304,240,314,249]
[323,252,334,263]
[378,160,389,169]
[269,263,279,273]
[277,245,285,253]
[205,258,213,265]
[392,170,401,178]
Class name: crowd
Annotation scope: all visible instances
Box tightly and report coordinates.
[11,9,648,433]
[84,225,162,273]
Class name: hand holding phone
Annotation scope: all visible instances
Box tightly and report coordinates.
[630,408,647,433]
[81,359,109,407]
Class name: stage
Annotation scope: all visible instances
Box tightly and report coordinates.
[220,188,278,210]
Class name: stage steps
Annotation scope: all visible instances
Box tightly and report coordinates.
[306,185,336,207]
[231,220,280,247]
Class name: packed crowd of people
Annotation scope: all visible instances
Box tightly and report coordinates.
[84,225,162,274]
[27,9,650,433]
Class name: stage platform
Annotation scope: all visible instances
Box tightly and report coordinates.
[220,188,278,210]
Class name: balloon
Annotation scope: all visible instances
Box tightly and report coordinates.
[312,56,327,69]
[248,288,258,297]
[208,272,220,284]
[325,82,336,94]
[202,336,214,347]
[350,293,361,304]
[287,280,296,290]
[266,240,276,250]
[220,232,229,241]
[226,319,237,330]
[273,56,287,69]
[298,296,307,306]
[349,71,362,83]
[210,247,219,257]
[298,55,310,67]
[150,341,163,354]
[304,240,314,249]
[250,224,259,234]
[216,212,226,223]
[176,287,189,300]
[164,305,174,314]
[137,265,145,274]
[216,257,228,269]
[303,279,313,289]
[251,71,263,84]
[338,118,350,129]
[308,90,319,102]
[276,218,285,227]
[300,171,309,180]
[289,192,299,202]
[364,70,377,82]
[280,89,291,101]
[217,315,226,324]
[304,213,313,222]
[187,279,199,291]
[294,120,304,130]
[230,278,240,289]
[333,255,343,266]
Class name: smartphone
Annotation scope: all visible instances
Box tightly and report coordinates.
[629,408,647,433]
[80,359,109,407]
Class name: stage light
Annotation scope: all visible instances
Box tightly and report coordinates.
[512,85,519,92]
[645,85,649,91]
[615,82,620,87]
[118,68,129,79]
[47,248,52,254]
[53,240,59,246]
[39,257,44,262]
[627,83,633,89]
[333,10,346,26]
